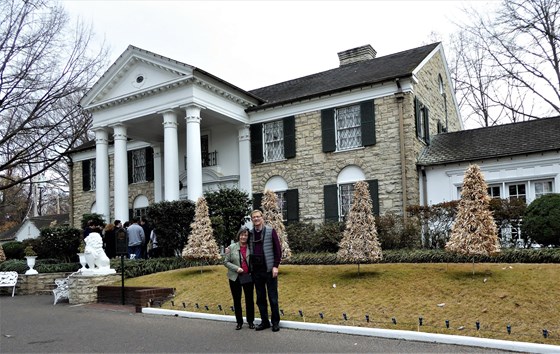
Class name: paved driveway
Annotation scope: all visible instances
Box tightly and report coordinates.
[0,295,511,353]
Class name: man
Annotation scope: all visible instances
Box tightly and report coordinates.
[139,217,152,259]
[249,209,282,332]
[126,217,145,260]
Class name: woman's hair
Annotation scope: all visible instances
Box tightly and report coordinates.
[236,226,249,240]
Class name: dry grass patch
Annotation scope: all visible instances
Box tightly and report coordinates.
[123,263,560,345]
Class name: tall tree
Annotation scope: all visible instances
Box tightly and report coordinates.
[446,165,501,261]
[337,181,382,274]
[261,190,291,260]
[451,0,560,126]
[182,197,221,262]
[0,0,108,192]
[205,188,251,247]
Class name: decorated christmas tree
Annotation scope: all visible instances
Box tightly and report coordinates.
[182,197,221,263]
[261,190,291,260]
[0,244,5,262]
[446,164,500,260]
[337,180,382,274]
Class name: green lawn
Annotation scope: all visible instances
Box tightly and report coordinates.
[123,263,560,345]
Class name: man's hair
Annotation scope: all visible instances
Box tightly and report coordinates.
[132,216,140,224]
[250,209,263,217]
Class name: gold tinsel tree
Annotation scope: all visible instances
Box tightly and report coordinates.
[337,180,382,274]
[446,164,500,260]
[182,197,221,262]
[261,190,291,260]
[0,244,6,262]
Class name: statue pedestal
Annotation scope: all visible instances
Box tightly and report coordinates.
[68,273,121,304]
[80,268,117,276]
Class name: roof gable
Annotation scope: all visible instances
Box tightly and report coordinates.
[248,42,440,110]
[418,117,560,166]
[81,45,195,109]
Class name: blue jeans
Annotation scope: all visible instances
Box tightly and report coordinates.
[253,271,279,325]
[128,245,142,259]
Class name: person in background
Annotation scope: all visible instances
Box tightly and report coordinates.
[103,219,120,259]
[140,217,152,259]
[126,217,145,260]
[249,209,282,332]
[224,226,255,330]
[148,228,160,258]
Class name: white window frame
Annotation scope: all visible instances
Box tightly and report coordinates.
[338,183,355,220]
[533,180,553,199]
[263,120,284,162]
[335,104,362,151]
[487,185,501,199]
[506,183,527,202]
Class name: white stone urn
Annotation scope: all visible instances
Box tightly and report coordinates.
[84,252,96,270]
[25,256,38,275]
[77,253,87,272]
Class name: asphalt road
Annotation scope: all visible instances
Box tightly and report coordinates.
[0,295,512,353]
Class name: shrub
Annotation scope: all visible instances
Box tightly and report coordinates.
[408,201,459,249]
[2,241,24,260]
[376,213,422,249]
[147,200,196,257]
[205,188,251,247]
[38,226,82,262]
[80,213,106,229]
[315,221,344,253]
[521,194,560,246]
[285,222,317,253]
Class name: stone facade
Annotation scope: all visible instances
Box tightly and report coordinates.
[13,272,71,296]
[68,274,120,304]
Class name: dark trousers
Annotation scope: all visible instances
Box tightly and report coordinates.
[229,278,255,325]
[253,271,280,325]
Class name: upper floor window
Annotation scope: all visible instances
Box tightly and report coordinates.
[251,116,295,164]
[534,180,553,198]
[82,159,96,192]
[131,149,147,183]
[336,104,362,151]
[263,120,285,162]
[321,100,375,153]
[415,97,430,144]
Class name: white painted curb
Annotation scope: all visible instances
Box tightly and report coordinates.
[142,307,560,353]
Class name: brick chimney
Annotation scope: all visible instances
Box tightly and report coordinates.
[337,45,377,66]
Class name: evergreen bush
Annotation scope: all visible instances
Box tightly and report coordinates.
[205,188,251,247]
[521,194,560,247]
[1,241,24,260]
[147,200,196,257]
[38,226,82,262]
[285,222,317,253]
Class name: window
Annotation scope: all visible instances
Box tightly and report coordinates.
[534,180,553,198]
[263,120,285,162]
[252,188,299,223]
[251,116,295,163]
[321,100,375,153]
[131,149,147,183]
[487,185,501,199]
[324,179,379,221]
[339,183,355,219]
[415,97,430,144]
[275,191,288,221]
[82,159,96,191]
[508,183,526,202]
[336,105,362,151]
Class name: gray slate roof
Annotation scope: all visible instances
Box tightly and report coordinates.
[248,42,440,111]
[0,214,69,242]
[418,116,560,166]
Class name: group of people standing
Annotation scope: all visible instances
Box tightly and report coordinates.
[224,210,282,332]
[83,217,158,260]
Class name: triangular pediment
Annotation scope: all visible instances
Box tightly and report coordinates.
[81,45,195,109]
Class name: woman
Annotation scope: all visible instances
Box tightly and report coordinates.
[224,226,255,330]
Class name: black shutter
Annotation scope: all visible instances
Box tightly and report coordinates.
[146,147,154,182]
[283,116,296,159]
[127,151,133,184]
[321,108,336,153]
[323,184,339,221]
[285,189,299,222]
[250,124,263,164]
[414,97,421,139]
[367,179,380,216]
[360,100,376,146]
[82,160,91,191]
[128,209,134,221]
[252,193,263,212]
[423,107,430,144]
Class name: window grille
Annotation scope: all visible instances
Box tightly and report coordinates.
[336,105,362,150]
[263,121,284,161]
[339,183,355,220]
[132,149,147,183]
[89,160,96,191]
[534,180,553,198]
[508,184,526,202]
[275,191,287,221]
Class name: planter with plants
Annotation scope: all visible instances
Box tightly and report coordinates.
[24,246,38,275]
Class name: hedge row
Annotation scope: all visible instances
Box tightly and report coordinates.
[2,249,557,277]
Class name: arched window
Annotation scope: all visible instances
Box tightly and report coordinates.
[337,166,366,219]
[133,195,149,218]
[265,176,289,221]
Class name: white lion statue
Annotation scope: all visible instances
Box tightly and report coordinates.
[84,232,111,271]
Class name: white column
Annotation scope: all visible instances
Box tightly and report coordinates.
[162,110,180,201]
[184,104,205,202]
[113,124,129,223]
[93,128,110,224]
[153,144,163,202]
[238,125,252,197]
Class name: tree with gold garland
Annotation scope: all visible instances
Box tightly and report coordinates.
[0,244,5,263]
[337,180,382,275]
[182,197,221,264]
[446,164,500,271]
[261,190,291,260]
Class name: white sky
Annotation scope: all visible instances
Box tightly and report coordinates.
[62,0,496,91]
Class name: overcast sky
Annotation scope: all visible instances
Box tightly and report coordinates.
[62,0,496,91]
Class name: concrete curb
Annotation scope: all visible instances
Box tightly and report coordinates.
[142,308,560,353]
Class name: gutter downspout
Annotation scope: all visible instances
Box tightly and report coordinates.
[68,159,74,228]
[394,79,407,222]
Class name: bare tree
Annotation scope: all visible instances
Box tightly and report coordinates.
[0,0,108,193]
[451,0,560,127]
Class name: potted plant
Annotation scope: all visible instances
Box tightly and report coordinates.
[24,246,38,275]
[77,241,87,271]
